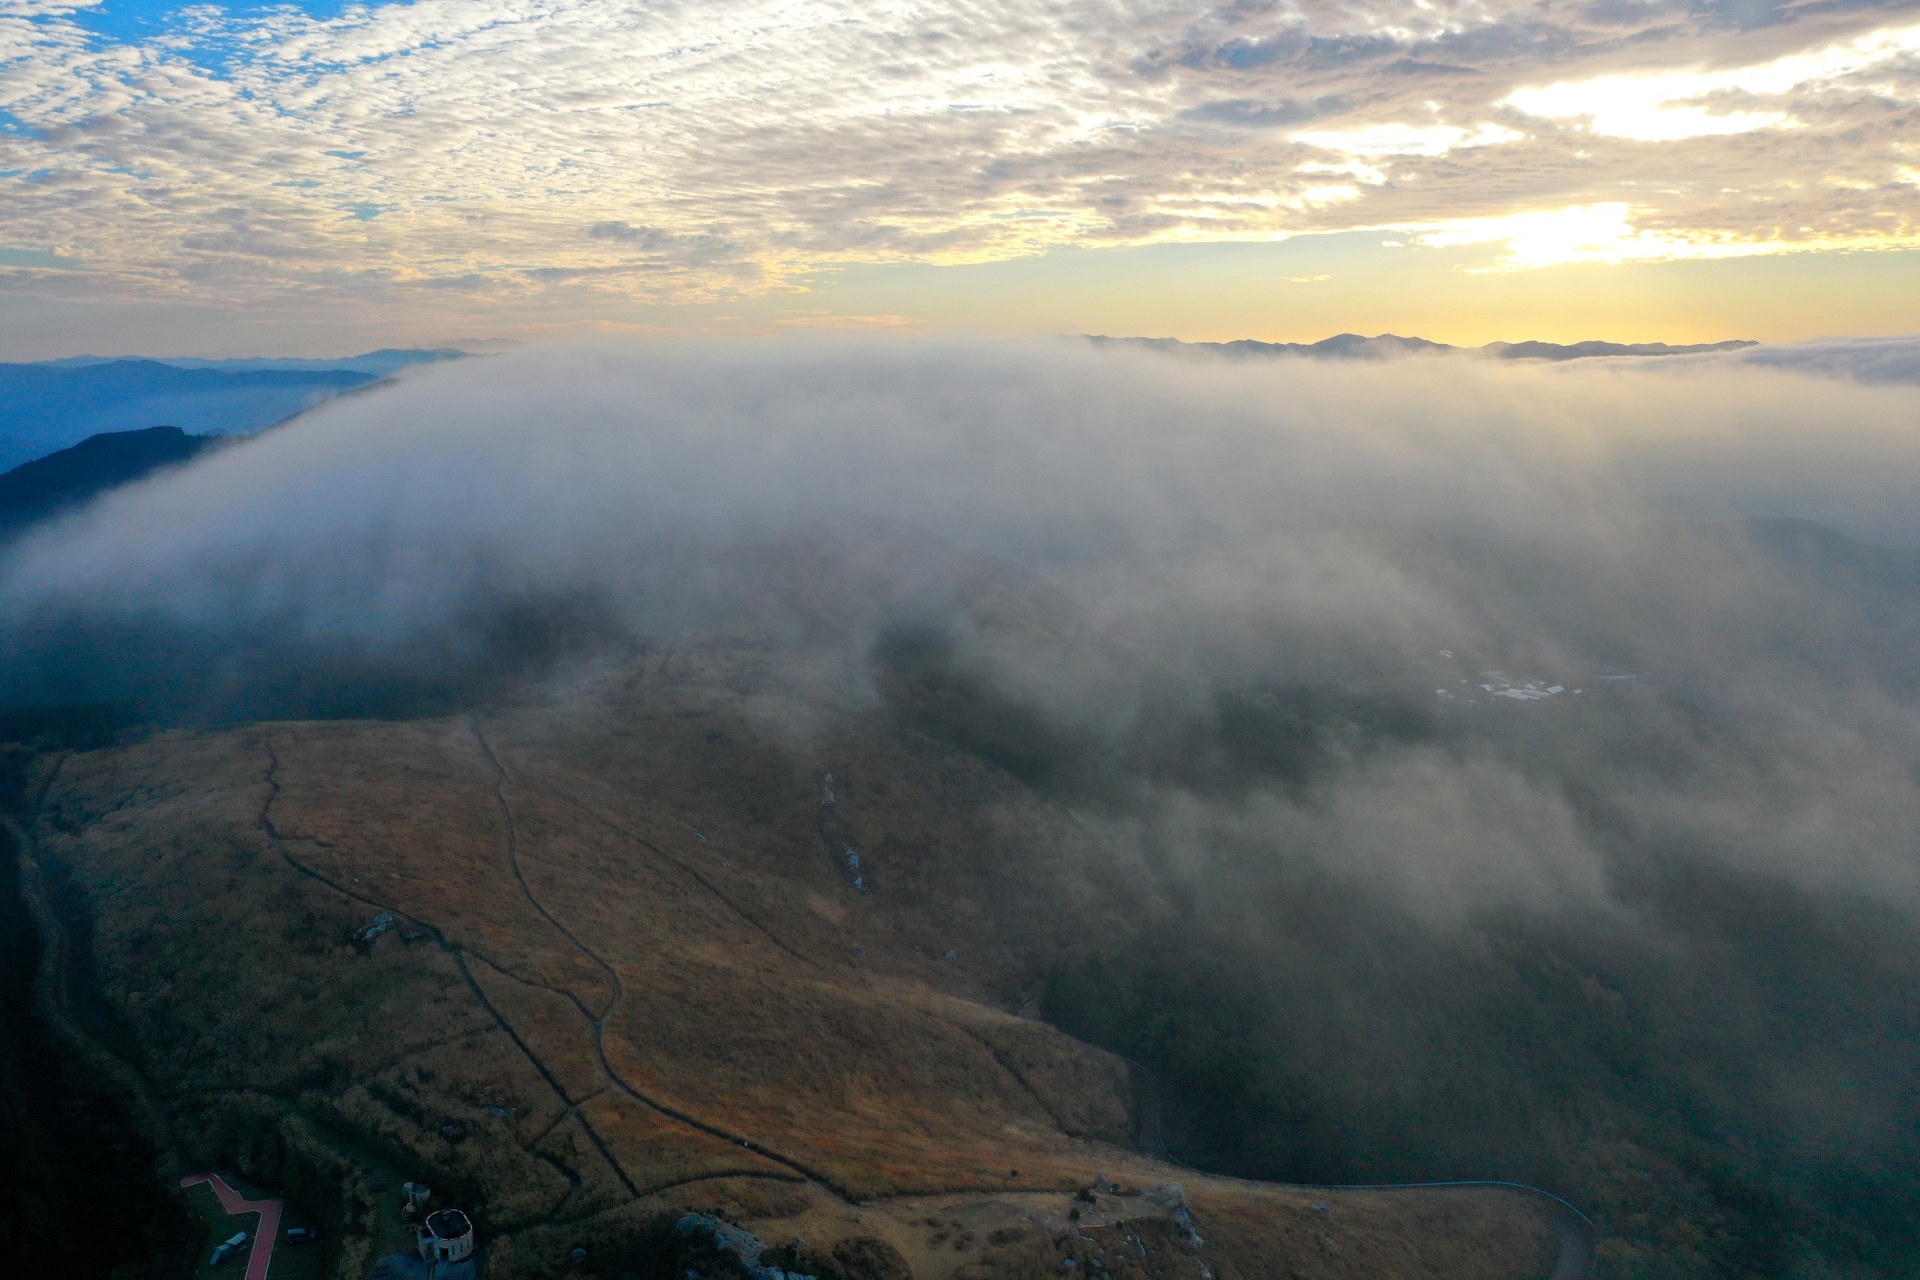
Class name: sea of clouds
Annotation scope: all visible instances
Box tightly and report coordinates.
[3,336,1920,926]
[7,337,1920,1228]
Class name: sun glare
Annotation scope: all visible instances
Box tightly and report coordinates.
[1503,20,1920,141]
[1402,203,1788,269]
[1292,122,1525,157]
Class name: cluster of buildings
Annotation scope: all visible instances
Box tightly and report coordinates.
[1434,668,1578,704]
[1474,672,1573,700]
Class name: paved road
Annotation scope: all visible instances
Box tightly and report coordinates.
[180,1171,283,1280]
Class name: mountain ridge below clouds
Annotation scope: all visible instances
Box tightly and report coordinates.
[0,358,388,471]
[1086,333,1760,360]
[0,426,217,538]
[29,347,472,376]
[0,348,476,484]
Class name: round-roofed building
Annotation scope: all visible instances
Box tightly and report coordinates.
[418,1209,474,1263]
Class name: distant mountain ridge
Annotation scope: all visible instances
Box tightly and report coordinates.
[1087,333,1758,361]
[32,347,470,376]
[0,426,216,537]
[0,355,432,471]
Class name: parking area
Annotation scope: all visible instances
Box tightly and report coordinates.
[180,1172,324,1280]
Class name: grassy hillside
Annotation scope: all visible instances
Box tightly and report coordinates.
[0,426,216,537]
[3,644,1564,1280]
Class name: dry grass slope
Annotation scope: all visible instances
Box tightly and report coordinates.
[22,648,1563,1279]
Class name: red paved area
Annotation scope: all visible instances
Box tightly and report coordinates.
[180,1171,283,1280]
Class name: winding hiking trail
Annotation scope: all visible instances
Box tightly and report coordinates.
[257,737,647,1209]
[258,726,844,1218]
[254,722,1592,1275]
[469,718,857,1200]
[0,700,1597,1280]
[180,1171,282,1280]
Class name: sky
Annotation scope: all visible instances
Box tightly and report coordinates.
[3,0,1920,354]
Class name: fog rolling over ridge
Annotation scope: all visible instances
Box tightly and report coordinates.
[8,339,1920,1273]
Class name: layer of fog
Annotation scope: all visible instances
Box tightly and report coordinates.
[1716,333,1920,387]
[4,338,1920,930]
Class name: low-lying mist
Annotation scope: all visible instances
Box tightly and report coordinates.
[6,338,1920,1276]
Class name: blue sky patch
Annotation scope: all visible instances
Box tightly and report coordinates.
[69,0,412,38]
[0,248,82,268]
[64,0,417,76]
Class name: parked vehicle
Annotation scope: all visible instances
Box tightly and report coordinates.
[209,1230,249,1267]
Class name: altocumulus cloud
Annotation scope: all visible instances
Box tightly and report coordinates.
[1,0,1919,309]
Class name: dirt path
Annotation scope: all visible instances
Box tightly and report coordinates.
[255,736,645,1206]
[180,1171,282,1280]
[254,727,1592,1274]
[471,718,857,1201]
[259,730,827,1215]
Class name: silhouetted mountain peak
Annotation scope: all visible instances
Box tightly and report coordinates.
[0,359,382,470]
[0,425,216,536]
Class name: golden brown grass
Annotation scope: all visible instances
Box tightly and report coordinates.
[22,647,1562,1278]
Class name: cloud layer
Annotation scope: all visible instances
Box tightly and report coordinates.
[5,336,1916,1270]
[3,0,1919,313]
[4,337,1920,928]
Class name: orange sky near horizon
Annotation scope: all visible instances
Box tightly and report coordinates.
[4,2,1920,355]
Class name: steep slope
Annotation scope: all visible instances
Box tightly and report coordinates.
[0,360,378,470]
[40,349,470,376]
[0,426,217,537]
[7,644,1565,1280]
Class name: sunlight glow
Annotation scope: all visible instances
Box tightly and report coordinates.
[1503,21,1920,141]
[1292,122,1523,157]
[1404,204,1801,269]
